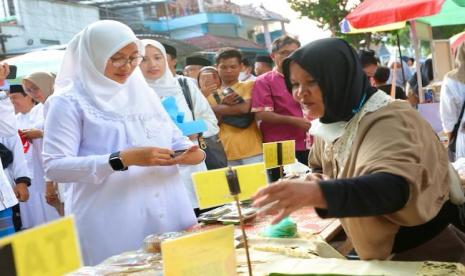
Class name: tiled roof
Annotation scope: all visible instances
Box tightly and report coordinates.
[136,33,201,57]
[238,4,289,23]
[185,34,266,51]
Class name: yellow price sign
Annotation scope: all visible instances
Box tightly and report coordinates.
[162,225,236,276]
[192,163,267,209]
[263,140,296,169]
[0,216,82,276]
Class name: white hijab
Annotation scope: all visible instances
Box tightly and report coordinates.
[54,20,160,116]
[141,39,193,121]
[141,39,184,98]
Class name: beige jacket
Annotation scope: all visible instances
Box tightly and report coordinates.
[309,100,450,260]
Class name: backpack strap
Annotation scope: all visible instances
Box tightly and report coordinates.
[451,101,465,142]
[177,77,194,119]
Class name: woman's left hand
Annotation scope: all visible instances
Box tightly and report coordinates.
[251,179,327,224]
[20,128,43,140]
[171,145,204,165]
[45,181,59,206]
[14,183,29,202]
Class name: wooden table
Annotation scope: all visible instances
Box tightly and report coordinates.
[193,206,343,242]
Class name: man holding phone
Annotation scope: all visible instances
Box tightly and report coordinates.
[0,62,23,237]
[252,35,310,181]
[208,47,262,166]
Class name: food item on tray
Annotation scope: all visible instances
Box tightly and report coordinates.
[143,232,186,254]
[198,205,233,223]
[68,251,163,275]
[218,207,257,224]
[198,203,258,224]
[248,237,345,259]
[261,217,297,238]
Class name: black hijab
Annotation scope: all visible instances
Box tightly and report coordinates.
[283,38,377,124]
[408,58,433,96]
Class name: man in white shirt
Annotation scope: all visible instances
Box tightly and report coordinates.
[183,55,211,82]
[0,63,21,237]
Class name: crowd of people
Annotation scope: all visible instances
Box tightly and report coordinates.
[1,19,465,267]
[0,20,309,265]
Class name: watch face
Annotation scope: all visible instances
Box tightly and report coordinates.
[110,155,125,171]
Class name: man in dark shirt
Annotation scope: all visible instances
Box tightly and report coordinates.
[373,66,407,100]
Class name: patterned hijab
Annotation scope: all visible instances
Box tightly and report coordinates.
[447,41,465,84]
[22,72,56,101]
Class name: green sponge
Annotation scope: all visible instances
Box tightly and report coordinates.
[261,217,297,238]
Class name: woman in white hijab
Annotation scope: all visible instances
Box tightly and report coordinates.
[139,39,218,214]
[42,20,203,265]
[441,42,465,161]
[0,64,20,237]
[19,72,61,227]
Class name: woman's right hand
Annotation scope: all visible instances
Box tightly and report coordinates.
[120,147,175,167]
[19,128,44,140]
[45,181,59,206]
[200,83,218,98]
[0,63,9,82]
[251,179,327,224]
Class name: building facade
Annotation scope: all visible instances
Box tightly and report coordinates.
[0,0,99,56]
[77,0,288,55]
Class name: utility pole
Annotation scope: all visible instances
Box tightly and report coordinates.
[2,0,7,18]
[0,31,14,54]
[0,26,5,54]
[164,2,170,38]
[105,0,109,19]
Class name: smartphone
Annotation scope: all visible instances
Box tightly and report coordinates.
[6,65,17,80]
[222,87,234,96]
[170,149,187,158]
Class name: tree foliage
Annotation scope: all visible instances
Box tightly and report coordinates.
[432,24,465,39]
[387,24,465,47]
[386,24,465,57]
[287,0,465,52]
[287,0,367,46]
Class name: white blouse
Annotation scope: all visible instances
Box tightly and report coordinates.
[43,90,197,265]
[0,95,18,211]
[440,76,465,160]
[1,134,31,185]
[177,76,219,138]
[17,104,60,228]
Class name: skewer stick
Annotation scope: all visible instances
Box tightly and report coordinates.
[234,195,253,276]
[226,167,253,276]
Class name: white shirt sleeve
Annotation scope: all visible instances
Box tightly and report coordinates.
[42,95,114,184]
[2,135,31,183]
[0,93,18,137]
[440,77,463,133]
[186,78,219,138]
